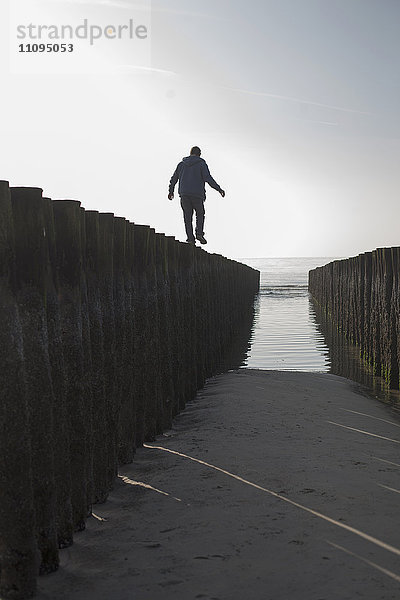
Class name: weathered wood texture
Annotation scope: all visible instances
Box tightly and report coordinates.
[0,182,259,599]
[309,248,400,388]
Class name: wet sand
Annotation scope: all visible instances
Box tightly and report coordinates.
[37,370,400,599]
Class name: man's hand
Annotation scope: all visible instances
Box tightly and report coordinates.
[220,189,225,198]
[168,192,174,201]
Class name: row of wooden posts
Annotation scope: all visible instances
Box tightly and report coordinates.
[308,248,400,388]
[0,181,260,599]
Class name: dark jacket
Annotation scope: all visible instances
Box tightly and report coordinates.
[169,155,222,200]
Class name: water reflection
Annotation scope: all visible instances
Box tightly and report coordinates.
[245,289,330,371]
[311,298,400,408]
[218,296,257,373]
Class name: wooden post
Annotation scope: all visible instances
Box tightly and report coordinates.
[52,199,91,531]
[42,197,73,549]
[0,181,39,599]
[85,210,108,503]
[10,187,59,575]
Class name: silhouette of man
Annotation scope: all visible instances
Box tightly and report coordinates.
[168,146,225,245]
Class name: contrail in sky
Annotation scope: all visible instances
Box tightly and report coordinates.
[116,65,178,77]
[50,0,219,18]
[226,86,371,115]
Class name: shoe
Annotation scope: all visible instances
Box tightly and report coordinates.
[196,235,207,244]
[186,238,196,245]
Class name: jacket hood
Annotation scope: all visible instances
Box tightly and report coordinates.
[182,156,203,167]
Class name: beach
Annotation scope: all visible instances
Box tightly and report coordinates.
[37,370,400,599]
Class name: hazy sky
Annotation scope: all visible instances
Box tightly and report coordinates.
[1,0,400,258]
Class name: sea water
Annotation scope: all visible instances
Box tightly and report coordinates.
[238,257,339,372]
[235,257,400,407]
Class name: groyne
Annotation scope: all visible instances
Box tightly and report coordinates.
[0,181,259,599]
[308,248,399,389]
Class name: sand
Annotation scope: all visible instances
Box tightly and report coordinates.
[36,370,400,600]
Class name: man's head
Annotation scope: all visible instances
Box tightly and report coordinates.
[190,146,201,156]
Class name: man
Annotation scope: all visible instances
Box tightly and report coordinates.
[168,146,225,245]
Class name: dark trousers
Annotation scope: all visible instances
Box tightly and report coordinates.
[180,195,205,241]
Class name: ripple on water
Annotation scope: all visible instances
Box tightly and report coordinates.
[244,293,330,371]
[238,258,335,372]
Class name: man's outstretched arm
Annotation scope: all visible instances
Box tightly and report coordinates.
[168,164,181,200]
[201,162,225,196]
